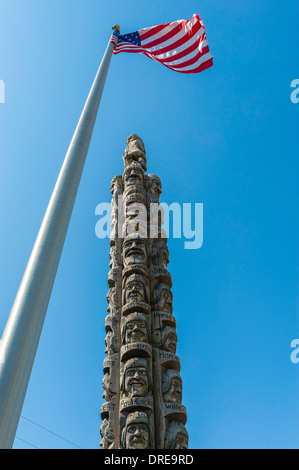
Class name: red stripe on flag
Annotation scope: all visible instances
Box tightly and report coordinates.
[139,21,172,41]
[167,45,210,69]
[160,33,207,63]
[170,57,214,74]
[143,20,189,49]
[148,21,202,56]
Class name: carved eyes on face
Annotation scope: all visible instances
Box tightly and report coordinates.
[127,424,148,435]
[126,366,147,378]
[126,282,144,301]
[151,182,162,196]
[169,378,182,398]
[124,239,146,250]
[161,291,172,312]
[165,333,177,353]
[127,321,146,330]
[125,169,144,185]
[124,240,147,261]
[126,424,149,448]
[126,321,147,341]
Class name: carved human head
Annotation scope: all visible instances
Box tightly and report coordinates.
[123,273,149,305]
[151,283,173,313]
[123,163,144,187]
[164,421,189,449]
[110,175,123,196]
[105,330,120,355]
[153,325,177,353]
[123,134,147,171]
[151,241,169,267]
[123,236,148,266]
[121,312,151,344]
[121,357,152,398]
[162,369,182,403]
[121,411,152,449]
[100,418,115,449]
[145,174,162,203]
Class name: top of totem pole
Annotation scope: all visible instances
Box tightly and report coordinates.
[122,134,147,171]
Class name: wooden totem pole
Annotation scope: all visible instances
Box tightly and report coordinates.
[100,135,188,450]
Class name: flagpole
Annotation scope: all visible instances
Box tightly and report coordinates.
[0,25,120,449]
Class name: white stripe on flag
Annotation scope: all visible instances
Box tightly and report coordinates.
[140,19,185,46]
[170,51,213,72]
[144,16,198,53]
[155,27,205,59]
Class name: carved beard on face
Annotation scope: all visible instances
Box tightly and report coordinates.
[125,366,149,397]
[123,239,147,265]
[124,168,144,187]
[126,423,149,449]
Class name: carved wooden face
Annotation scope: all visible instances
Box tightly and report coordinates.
[100,419,115,449]
[164,330,177,353]
[147,177,161,202]
[109,246,122,269]
[124,166,144,186]
[165,422,188,450]
[173,432,188,449]
[107,287,119,309]
[123,238,147,265]
[152,242,169,267]
[152,284,173,313]
[105,331,120,355]
[125,319,149,343]
[159,289,173,312]
[126,422,149,449]
[124,365,149,397]
[110,176,123,196]
[124,135,146,171]
[125,280,146,304]
[163,377,182,403]
[102,372,115,400]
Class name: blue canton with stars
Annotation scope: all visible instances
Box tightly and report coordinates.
[118,31,141,46]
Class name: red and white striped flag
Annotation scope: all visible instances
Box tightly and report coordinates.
[111,14,213,74]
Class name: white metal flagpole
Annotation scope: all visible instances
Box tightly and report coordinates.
[0,25,120,449]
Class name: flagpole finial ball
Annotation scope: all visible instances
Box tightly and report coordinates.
[112,25,120,32]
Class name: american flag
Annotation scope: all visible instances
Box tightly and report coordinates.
[110,14,213,74]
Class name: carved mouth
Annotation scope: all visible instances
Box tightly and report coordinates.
[130,332,145,341]
[163,304,172,313]
[126,248,144,257]
[128,292,143,301]
[127,176,141,185]
[130,437,146,447]
[129,379,145,386]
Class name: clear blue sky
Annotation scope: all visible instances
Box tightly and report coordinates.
[0,0,298,449]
